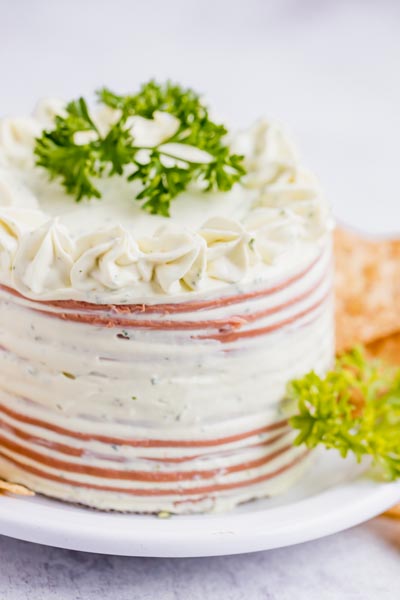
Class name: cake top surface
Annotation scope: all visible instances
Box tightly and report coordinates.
[0,81,331,303]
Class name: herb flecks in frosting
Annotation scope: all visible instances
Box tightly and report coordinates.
[34,81,246,217]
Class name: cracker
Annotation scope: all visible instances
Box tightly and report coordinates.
[365,332,400,520]
[334,228,400,352]
[366,331,400,366]
[0,479,35,496]
[383,504,400,519]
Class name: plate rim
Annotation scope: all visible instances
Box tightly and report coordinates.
[0,475,399,557]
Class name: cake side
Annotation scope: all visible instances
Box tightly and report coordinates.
[0,236,333,512]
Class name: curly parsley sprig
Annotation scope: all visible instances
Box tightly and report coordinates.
[35,98,102,201]
[34,81,246,216]
[287,347,400,480]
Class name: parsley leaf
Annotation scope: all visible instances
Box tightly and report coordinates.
[286,347,400,480]
[35,98,102,201]
[35,81,246,216]
[129,152,193,217]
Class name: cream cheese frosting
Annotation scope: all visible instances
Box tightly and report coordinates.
[0,99,331,302]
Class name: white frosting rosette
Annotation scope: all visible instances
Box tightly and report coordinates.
[13,219,76,295]
[199,217,252,283]
[244,207,305,264]
[33,98,67,128]
[0,207,47,278]
[0,117,41,169]
[71,226,142,292]
[139,225,207,293]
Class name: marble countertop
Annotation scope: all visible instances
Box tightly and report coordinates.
[1,0,400,597]
[0,517,399,599]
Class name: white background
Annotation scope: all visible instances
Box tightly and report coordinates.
[1,2,400,598]
[1,0,399,234]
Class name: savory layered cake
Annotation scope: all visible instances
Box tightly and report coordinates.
[0,82,334,513]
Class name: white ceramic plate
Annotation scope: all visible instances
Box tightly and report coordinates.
[0,449,399,557]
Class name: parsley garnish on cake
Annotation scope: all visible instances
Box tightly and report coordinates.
[34,81,246,216]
